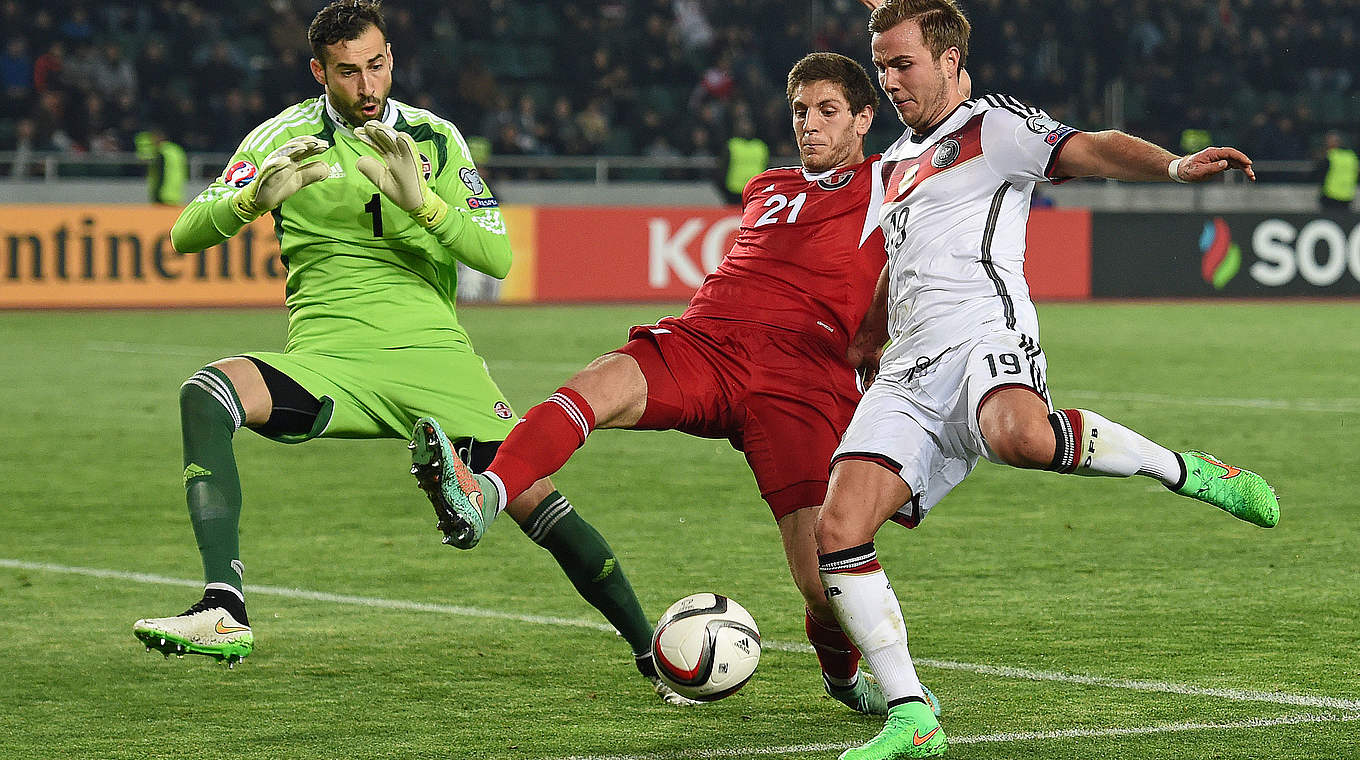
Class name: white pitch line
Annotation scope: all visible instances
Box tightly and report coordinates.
[756,641,1360,712]
[1060,389,1360,414]
[914,659,1360,712]
[82,342,603,375]
[949,712,1360,744]
[546,713,1360,760]
[6,558,1358,713]
[487,359,596,374]
[85,340,252,357]
[0,559,616,632]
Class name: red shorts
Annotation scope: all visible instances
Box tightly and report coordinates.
[615,316,861,521]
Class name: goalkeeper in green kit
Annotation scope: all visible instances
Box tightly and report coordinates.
[132,0,689,704]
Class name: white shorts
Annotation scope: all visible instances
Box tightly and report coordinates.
[832,331,1050,527]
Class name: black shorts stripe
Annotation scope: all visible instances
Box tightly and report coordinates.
[831,451,904,475]
[1016,335,1048,402]
[980,183,1015,329]
[1030,361,1049,403]
[976,382,1044,422]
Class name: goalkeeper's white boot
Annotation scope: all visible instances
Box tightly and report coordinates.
[649,676,704,706]
[134,593,252,666]
[636,651,701,706]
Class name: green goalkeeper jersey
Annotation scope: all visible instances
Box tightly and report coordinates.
[171,97,511,353]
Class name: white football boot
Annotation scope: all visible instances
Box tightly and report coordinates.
[134,597,253,666]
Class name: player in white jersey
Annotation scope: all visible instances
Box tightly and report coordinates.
[819,2,1280,758]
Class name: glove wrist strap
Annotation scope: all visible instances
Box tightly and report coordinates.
[229,188,265,223]
[409,192,448,229]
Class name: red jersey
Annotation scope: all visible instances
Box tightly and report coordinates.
[683,155,888,357]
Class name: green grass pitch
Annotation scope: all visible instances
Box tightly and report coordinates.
[1,301,1356,759]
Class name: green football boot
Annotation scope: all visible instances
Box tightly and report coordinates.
[1175,451,1279,528]
[826,672,941,718]
[840,700,947,760]
[410,417,498,549]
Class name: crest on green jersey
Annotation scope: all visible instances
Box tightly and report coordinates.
[224,160,258,188]
[459,167,485,195]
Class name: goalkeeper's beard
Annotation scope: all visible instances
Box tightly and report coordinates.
[329,90,387,128]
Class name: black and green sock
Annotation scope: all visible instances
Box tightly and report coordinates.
[180,367,246,595]
[520,491,654,667]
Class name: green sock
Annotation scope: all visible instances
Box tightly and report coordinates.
[179,368,247,593]
[521,491,653,657]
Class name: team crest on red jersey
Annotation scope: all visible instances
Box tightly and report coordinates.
[817,169,855,190]
[224,160,257,188]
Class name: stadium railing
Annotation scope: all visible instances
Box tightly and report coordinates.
[0,151,725,184]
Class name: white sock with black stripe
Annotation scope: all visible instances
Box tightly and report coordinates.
[818,543,927,707]
[1048,408,1183,486]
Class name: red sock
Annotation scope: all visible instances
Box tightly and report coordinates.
[805,608,862,681]
[488,387,596,503]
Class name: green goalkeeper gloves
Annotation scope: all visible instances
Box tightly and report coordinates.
[229,135,331,222]
[354,120,449,229]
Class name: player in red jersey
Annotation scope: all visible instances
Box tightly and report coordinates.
[411,52,936,716]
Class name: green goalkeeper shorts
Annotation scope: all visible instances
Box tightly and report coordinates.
[243,346,517,444]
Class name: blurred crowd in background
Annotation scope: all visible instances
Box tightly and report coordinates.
[2,0,1356,174]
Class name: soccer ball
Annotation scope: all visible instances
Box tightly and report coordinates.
[651,593,761,701]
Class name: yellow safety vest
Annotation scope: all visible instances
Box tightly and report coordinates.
[150,141,188,205]
[1322,148,1358,202]
[725,137,769,195]
[1179,128,1211,155]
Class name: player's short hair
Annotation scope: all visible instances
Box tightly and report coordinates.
[786,52,878,116]
[308,0,387,64]
[868,0,970,69]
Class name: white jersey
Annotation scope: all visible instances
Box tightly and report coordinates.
[875,94,1077,377]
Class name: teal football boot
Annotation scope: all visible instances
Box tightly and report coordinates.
[826,672,941,718]
[410,417,499,548]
